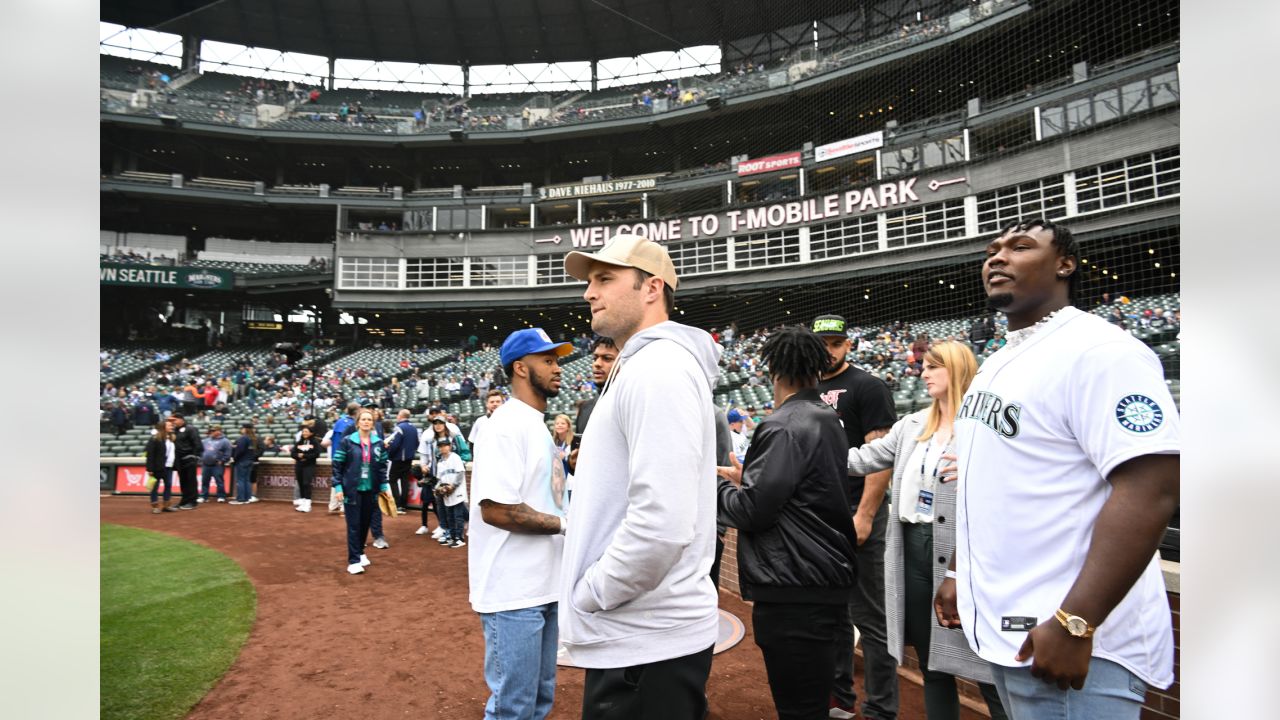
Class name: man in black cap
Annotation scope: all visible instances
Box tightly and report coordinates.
[811,314,898,720]
[168,412,203,510]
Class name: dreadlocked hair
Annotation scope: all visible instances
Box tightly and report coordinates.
[761,325,829,388]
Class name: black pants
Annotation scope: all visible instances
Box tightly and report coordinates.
[710,532,725,590]
[388,460,412,509]
[295,463,314,500]
[344,489,377,565]
[420,491,434,528]
[834,497,897,718]
[902,523,1008,720]
[177,460,199,506]
[582,645,714,720]
[754,602,845,720]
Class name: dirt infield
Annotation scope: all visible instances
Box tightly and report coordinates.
[102,496,988,719]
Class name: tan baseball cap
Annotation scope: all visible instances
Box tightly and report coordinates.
[564,233,679,289]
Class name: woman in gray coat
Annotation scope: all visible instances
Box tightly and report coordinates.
[847,341,1007,720]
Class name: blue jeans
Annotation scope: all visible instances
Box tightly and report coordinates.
[444,502,468,541]
[150,467,174,503]
[990,657,1148,720]
[200,465,227,500]
[233,464,253,502]
[480,602,558,720]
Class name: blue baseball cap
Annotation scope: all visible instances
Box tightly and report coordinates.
[727,409,746,423]
[500,328,573,367]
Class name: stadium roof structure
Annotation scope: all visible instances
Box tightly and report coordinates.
[100,0,853,67]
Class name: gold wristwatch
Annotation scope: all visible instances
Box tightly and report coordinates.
[1054,608,1096,638]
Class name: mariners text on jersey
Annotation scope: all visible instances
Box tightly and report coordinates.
[956,390,1021,438]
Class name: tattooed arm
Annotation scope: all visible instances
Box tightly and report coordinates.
[479,499,563,535]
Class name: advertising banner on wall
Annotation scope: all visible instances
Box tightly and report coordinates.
[737,151,803,177]
[100,263,235,291]
[814,130,885,163]
[114,465,230,495]
[540,176,661,200]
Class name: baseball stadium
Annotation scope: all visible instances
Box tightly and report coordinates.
[99,1,1182,718]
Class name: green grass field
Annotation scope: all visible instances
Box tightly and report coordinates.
[101,524,256,720]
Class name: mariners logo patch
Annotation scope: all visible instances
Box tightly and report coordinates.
[1115,394,1164,433]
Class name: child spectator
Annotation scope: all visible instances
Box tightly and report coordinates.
[432,437,467,547]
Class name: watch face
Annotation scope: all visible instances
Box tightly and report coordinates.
[1066,617,1088,636]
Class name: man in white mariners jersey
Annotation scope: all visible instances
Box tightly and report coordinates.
[935,218,1179,719]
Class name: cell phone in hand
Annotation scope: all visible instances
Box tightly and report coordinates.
[571,436,582,451]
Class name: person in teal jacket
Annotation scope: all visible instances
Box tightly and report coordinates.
[332,408,391,575]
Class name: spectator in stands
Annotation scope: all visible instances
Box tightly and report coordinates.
[727,408,750,461]
[845,341,1008,720]
[291,424,321,513]
[169,412,203,511]
[715,325,856,720]
[109,401,129,436]
[984,331,1007,354]
[332,408,392,575]
[968,316,996,357]
[145,420,177,514]
[1107,306,1126,328]
[199,425,232,504]
[229,424,258,505]
[810,313,898,720]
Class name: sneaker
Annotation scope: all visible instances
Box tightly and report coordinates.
[450,539,466,548]
[347,563,365,575]
[176,503,197,510]
[248,496,260,503]
[197,498,206,504]
[292,498,303,506]
[359,554,371,567]
[415,526,429,535]
[431,527,445,539]
[372,537,390,550]
[828,699,857,719]
[438,536,452,545]
[397,507,407,513]
[228,500,245,505]
[216,497,227,503]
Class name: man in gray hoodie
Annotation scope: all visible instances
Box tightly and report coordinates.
[561,235,722,719]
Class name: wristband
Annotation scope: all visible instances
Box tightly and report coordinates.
[558,516,568,535]
[944,570,957,580]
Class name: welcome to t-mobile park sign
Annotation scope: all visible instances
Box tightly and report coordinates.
[544,173,968,249]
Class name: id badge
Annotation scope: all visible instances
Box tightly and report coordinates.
[915,489,934,517]
[361,464,370,480]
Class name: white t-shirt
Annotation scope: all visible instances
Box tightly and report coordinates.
[954,307,1180,688]
[436,452,467,507]
[898,432,949,524]
[468,414,490,449]
[730,428,750,461]
[468,397,565,613]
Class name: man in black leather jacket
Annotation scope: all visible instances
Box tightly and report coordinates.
[717,325,858,720]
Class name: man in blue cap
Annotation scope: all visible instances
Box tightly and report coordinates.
[468,327,573,720]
